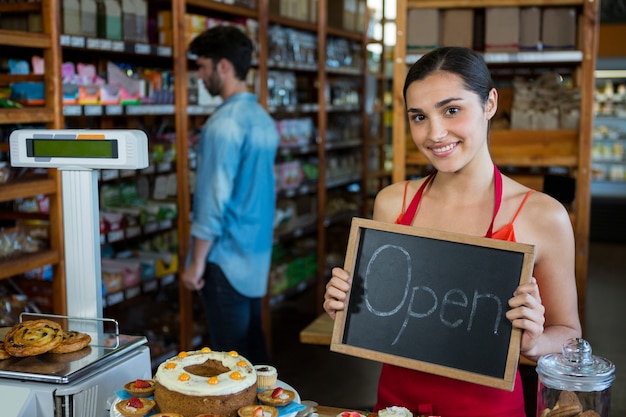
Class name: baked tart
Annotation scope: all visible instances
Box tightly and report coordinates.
[238,405,278,417]
[114,396,156,417]
[4,319,63,357]
[124,379,156,397]
[257,387,295,406]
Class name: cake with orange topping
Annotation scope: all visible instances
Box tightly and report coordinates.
[153,348,257,417]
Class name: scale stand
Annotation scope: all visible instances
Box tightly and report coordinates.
[9,129,149,335]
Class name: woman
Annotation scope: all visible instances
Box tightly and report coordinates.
[323,47,581,417]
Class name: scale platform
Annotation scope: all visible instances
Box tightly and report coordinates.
[0,314,148,384]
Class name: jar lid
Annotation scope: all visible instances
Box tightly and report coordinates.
[537,338,615,392]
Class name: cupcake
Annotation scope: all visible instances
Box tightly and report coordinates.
[254,365,278,389]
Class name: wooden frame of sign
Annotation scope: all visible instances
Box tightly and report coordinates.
[330,217,535,391]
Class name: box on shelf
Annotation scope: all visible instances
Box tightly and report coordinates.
[63,0,81,35]
[542,8,577,50]
[81,0,98,38]
[519,7,541,51]
[441,9,473,49]
[102,258,141,288]
[485,7,520,52]
[98,0,123,40]
[406,8,440,53]
[134,251,178,278]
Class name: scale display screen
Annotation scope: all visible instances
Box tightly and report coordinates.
[26,139,119,159]
[10,129,149,170]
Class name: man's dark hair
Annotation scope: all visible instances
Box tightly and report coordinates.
[189,26,253,81]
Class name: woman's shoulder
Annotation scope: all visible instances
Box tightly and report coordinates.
[373,178,428,222]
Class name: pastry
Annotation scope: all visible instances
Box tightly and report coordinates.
[254,365,277,389]
[49,330,91,354]
[0,341,11,360]
[124,379,156,397]
[154,348,257,417]
[151,414,184,417]
[4,319,63,357]
[237,405,278,417]
[257,387,295,406]
[114,397,156,417]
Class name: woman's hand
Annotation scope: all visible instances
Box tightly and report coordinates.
[323,267,352,319]
[506,277,545,356]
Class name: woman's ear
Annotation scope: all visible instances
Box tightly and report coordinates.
[485,88,498,120]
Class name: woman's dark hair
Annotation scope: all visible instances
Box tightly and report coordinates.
[189,26,253,81]
[403,47,494,106]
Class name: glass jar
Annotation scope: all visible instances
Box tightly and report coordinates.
[536,338,615,417]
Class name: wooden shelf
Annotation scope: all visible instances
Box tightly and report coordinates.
[0,29,51,48]
[0,177,57,203]
[0,108,56,125]
[407,0,584,8]
[0,250,60,281]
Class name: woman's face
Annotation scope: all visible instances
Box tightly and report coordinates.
[405,70,497,173]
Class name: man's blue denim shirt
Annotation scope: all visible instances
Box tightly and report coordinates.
[191,92,279,297]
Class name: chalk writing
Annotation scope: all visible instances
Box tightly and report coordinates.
[362,243,504,346]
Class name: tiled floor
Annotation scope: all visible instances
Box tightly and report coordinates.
[269,241,626,417]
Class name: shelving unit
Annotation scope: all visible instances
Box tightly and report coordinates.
[392,0,599,327]
[0,0,66,315]
[1,1,380,353]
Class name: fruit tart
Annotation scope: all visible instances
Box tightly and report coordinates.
[257,387,295,406]
[114,396,156,417]
[124,379,156,397]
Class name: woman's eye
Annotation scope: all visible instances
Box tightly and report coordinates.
[411,114,425,122]
[445,107,459,116]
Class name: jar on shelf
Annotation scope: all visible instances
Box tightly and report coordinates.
[536,338,615,417]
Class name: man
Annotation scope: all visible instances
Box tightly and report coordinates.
[182,25,279,363]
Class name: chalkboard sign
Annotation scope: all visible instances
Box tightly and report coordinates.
[330,218,535,391]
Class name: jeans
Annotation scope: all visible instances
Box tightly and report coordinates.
[198,262,269,364]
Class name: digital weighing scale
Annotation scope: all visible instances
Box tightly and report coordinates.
[2,130,152,417]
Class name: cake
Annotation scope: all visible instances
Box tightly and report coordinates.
[154,348,257,417]
[253,365,277,389]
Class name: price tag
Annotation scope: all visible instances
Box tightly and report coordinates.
[157,46,172,56]
[63,105,82,116]
[125,286,141,299]
[143,280,158,292]
[135,43,151,54]
[105,105,123,115]
[86,38,101,49]
[60,35,71,46]
[161,274,176,286]
[107,292,124,306]
[100,39,113,50]
[159,219,173,230]
[107,229,124,242]
[112,41,124,52]
[126,226,141,238]
[70,36,85,48]
[84,105,103,116]
[144,223,158,234]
